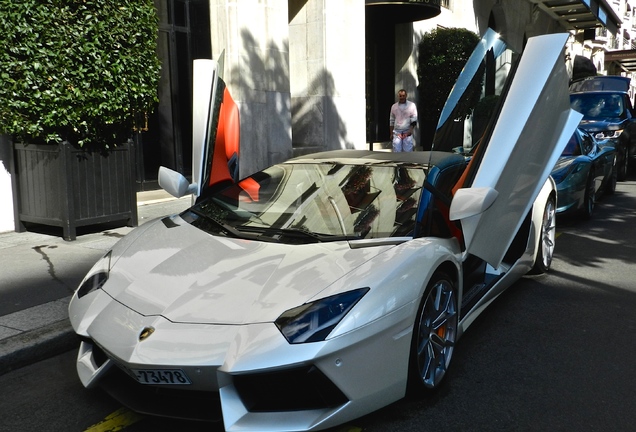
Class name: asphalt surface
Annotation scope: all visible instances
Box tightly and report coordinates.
[0,190,191,376]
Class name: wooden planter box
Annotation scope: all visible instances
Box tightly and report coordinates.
[11,140,138,240]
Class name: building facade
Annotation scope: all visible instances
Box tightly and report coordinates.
[0,0,629,233]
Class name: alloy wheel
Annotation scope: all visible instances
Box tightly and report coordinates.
[414,275,458,389]
[539,198,556,271]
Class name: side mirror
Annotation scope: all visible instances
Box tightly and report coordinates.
[449,187,498,221]
[158,166,198,198]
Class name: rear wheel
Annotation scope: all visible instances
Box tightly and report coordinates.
[530,197,556,275]
[408,272,458,392]
[582,171,596,219]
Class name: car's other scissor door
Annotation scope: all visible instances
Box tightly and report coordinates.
[449,32,582,268]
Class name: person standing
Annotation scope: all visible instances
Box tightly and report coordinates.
[389,89,418,152]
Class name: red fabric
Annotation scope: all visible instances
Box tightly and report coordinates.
[209,87,240,187]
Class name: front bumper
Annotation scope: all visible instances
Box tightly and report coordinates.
[71,290,415,431]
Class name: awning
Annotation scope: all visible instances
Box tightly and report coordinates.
[605,49,636,72]
[365,0,441,24]
[529,0,621,34]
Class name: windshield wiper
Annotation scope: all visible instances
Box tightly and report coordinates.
[235,226,359,242]
[184,208,263,240]
[185,208,358,243]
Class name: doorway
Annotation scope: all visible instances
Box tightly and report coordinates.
[135,0,211,190]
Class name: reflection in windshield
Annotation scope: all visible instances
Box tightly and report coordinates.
[570,93,624,119]
[186,163,426,242]
[432,28,514,154]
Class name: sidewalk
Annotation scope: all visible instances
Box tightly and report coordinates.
[0,190,191,375]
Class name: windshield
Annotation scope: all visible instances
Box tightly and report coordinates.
[570,93,625,119]
[432,28,515,154]
[183,162,426,243]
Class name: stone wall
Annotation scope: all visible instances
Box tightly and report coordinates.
[209,0,293,176]
[289,0,366,153]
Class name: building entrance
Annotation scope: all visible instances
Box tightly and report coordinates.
[135,0,211,190]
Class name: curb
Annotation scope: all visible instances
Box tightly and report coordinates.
[0,319,76,376]
[0,194,190,377]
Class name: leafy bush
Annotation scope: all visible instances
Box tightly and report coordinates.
[417,27,480,147]
[0,0,160,149]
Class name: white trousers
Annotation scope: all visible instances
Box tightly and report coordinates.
[392,131,414,152]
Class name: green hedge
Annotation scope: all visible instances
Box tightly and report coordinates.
[0,0,160,149]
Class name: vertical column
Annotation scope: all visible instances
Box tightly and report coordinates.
[0,134,15,233]
[210,0,292,175]
[393,23,420,149]
[290,0,366,152]
[394,23,417,101]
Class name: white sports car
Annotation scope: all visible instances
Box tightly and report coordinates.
[69,30,581,431]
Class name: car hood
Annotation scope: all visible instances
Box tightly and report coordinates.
[102,217,393,324]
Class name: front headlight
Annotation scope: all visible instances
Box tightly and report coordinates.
[76,251,112,298]
[594,129,623,140]
[275,288,369,344]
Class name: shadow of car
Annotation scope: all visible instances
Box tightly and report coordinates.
[551,128,616,219]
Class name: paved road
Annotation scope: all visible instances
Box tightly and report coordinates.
[0,179,635,431]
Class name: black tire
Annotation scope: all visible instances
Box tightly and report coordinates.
[408,271,458,394]
[617,146,628,181]
[582,170,595,220]
[529,197,556,275]
[605,155,617,196]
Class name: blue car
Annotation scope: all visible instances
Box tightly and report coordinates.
[551,128,616,218]
[570,76,636,181]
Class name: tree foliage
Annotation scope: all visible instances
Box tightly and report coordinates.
[0,0,160,149]
[416,28,480,145]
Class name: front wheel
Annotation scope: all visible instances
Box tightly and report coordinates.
[408,272,458,393]
[530,197,556,275]
[582,171,596,219]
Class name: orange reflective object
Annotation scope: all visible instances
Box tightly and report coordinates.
[238,177,260,202]
[209,87,240,187]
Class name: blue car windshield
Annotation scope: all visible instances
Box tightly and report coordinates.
[570,93,625,120]
[186,163,426,242]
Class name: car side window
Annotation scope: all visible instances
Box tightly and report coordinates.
[625,97,635,117]
[562,133,581,156]
[418,162,466,240]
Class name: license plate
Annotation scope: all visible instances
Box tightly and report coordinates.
[130,368,192,385]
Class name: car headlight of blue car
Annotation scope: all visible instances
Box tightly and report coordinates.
[594,129,623,140]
